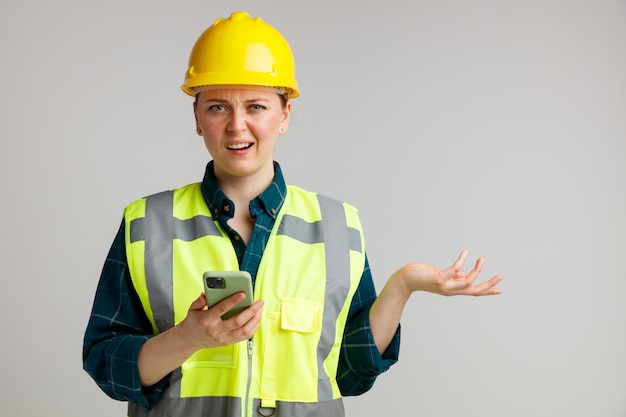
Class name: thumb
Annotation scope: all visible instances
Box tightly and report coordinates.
[189,292,208,311]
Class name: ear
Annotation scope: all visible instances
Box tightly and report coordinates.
[193,101,202,136]
[279,101,291,135]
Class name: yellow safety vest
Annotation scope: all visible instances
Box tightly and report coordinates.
[124,182,365,417]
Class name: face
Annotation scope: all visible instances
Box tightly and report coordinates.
[194,87,291,184]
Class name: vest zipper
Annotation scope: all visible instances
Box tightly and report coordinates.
[244,338,253,417]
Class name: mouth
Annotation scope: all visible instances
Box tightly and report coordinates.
[226,142,253,150]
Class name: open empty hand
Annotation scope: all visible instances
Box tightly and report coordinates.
[398,249,503,296]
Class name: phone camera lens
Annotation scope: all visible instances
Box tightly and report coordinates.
[207,277,226,289]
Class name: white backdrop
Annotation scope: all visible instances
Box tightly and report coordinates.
[1,1,625,416]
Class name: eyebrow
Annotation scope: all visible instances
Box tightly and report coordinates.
[199,96,272,104]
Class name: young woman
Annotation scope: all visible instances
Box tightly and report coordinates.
[83,11,503,417]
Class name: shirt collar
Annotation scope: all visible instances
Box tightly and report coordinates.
[200,160,287,220]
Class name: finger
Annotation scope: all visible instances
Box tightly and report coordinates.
[454,249,468,269]
[482,275,504,294]
[231,300,265,329]
[221,301,265,341]
[208,292,248,317]
[443,249,468,277]
[225,300,265,324]
[468,275,504,296]
[464,257,484,284]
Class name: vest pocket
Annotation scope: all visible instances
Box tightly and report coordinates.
[260,299,323,403]
[180,344,245,398]
[183,345,238,368]
[280,298,322,333]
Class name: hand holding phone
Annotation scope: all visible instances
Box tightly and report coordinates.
[203,271,254,320]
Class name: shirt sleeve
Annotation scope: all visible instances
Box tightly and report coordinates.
[82,220,168,410]
[337,255,401,396]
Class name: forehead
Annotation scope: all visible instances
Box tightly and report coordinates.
[197,85,281,102]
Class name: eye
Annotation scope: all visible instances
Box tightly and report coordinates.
[208,104,226,112]
[250,104,267,111]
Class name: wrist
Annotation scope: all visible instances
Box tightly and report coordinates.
[169,320,203,358]
[385,269,413,301]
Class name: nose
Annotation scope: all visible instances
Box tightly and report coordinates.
[227,108,247,133]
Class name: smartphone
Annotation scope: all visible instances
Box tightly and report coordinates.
[203,270,254,320]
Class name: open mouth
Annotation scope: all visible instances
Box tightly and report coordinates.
[227,143,253,150]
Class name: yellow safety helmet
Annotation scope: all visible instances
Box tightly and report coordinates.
[181,11,299,98]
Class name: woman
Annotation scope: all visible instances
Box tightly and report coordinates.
[83,11,502,417]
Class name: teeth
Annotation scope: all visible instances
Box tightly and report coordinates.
[228,143,251,150]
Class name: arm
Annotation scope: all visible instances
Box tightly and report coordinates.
[337,256,400,396]
[369,250,503,353]
[83,221,264,402]
[83,221,164,408]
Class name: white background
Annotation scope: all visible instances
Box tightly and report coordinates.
[1,1,625,416]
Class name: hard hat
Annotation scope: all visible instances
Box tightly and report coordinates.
[181,11,299,98]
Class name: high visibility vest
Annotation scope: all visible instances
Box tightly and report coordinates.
[124,182,365,417]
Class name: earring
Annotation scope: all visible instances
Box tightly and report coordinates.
[196,126,202,135]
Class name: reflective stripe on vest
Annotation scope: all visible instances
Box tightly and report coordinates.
[124,183,364,417]
[128,190,224,332]
[285,194,355,403]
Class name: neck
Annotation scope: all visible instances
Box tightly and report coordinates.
[215,171,272,245]
[216,168,274,208]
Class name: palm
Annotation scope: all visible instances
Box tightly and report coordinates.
[401,250,503,296]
